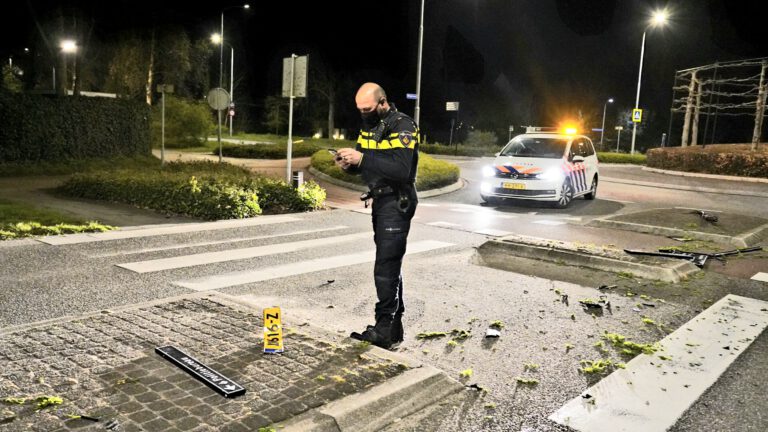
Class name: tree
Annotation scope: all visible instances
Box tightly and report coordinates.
[105,33,150,99]
[309,55,341,138]
[263,95,289,135]
[1,65,24,93]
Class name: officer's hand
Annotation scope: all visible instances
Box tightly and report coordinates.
[337,148,362,166]
[334,155,350,169]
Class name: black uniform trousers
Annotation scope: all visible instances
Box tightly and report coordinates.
[371,189,417,322]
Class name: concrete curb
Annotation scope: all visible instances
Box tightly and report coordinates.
[307,166,466,199]
[474,234,700,283]
[642,166,768,184]
[224,293,464,432]
[587,218,768,248]
[601,176,768,198]
[282,366,464,432]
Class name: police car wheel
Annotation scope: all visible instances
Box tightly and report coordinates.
[584,176,598,200]
[556,179,573,208]
[481,195,498,205]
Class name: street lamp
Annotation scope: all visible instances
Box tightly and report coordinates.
[60,40,78,95]
[630,9,669,154]
[414,0,425,126]
[600,98,614,149]
[215,3,249,162]
[211,34,236,137]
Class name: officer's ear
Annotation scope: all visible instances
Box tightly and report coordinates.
[378,97,386,106]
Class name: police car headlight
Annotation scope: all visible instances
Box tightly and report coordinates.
[482,166,497,178]
[481,182,493,193]
[537,167,565,181]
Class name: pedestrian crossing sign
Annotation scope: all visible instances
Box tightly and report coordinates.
[632,109,643,123]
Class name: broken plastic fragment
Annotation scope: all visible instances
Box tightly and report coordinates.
[485,329,501,338]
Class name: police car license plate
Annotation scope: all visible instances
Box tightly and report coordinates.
[263,307,284,354]
[503,182,525,190]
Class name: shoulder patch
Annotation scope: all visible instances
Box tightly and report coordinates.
[399,131,413,146]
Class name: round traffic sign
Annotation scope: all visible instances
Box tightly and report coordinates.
[207,88,231,111]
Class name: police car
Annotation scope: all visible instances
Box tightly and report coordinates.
[480,127,599,208]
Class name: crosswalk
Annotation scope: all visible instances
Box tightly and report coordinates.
[40,213,455,293]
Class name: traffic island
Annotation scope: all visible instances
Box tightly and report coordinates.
[587,208,768,248]
[473,234,700,283]
[0,293,461,431]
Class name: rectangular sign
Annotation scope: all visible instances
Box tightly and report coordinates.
[446,102,459,111]
[263,307,284,354]
[282,55,308,98]
[632,108,643,123]
[406,93,418,100]
[155,346,246,398]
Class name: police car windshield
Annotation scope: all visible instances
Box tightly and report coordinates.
[500,137,568,159]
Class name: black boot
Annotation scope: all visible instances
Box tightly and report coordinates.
[350,318,393,349]
[391,315,404,347]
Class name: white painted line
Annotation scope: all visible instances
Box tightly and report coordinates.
[174,240,454,291]
[473,228,512,237]
[37,215,301,245]
[563,217,582,222]
[751,272,768,283]
[426,221,461,227]
[449,208,473,213]
[91,226,349,258]
[117,232,372,274]
[528,211,538,215]
[549,294,768,432]
[418,203,439,207]
[675,207,724,213]
[352,208,372,215]
[532,220,566,226]
[604,198,636,204]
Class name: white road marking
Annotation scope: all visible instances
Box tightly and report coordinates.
[90,226,350,258]
[532,220,567,226]
[37,215,301,245]
[449,208,473,213]
[473,228,512,237]
[426,221,461,227]
[117,232,371,274]
[418,203,439,207]
[603,198,636,204]
[549,294,768,432]
[751,272,768,283]
[174,240,454,291]
[675,207,724,213]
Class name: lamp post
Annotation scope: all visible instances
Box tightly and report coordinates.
[215,4,249,162]
[600,98,614,149]
[59,40,77,96]
[211,35,236,137]
[630,9,669,154]
[414,0,425,126]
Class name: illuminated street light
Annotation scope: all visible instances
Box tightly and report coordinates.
[210,33,222,45]
[213,4,249,162]
[60,40,77,53]
[630,9,670,154]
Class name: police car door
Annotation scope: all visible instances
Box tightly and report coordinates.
[569,138,588,194]
[583,138,598,188]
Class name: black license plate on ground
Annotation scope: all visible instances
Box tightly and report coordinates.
[155,345,246,398]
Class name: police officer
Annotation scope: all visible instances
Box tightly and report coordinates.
[335,82,419,349]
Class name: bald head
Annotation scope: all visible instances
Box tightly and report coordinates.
[356,82,388,114]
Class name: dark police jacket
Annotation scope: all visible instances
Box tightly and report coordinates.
[345,104,420,191]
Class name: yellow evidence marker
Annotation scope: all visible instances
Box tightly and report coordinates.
[263,307,284,354]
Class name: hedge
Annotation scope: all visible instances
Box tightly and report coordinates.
[646,144,768,178]
[221,142,322,159]
[57,161,326,220]
[597,152,647,164]
[420,143,497,157]
[150,96,214,148]
[0,92,150,162]
[310,150,459,191]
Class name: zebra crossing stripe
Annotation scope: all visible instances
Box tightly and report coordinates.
[37,215,301,245]
[549,294,768,432]
[173,240,454,291]
[117,232,372,274]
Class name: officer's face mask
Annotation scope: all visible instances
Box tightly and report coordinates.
[360,100,383,128]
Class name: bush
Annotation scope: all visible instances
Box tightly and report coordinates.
[151,96,214,148]
[221,142,322,159]
[310,150,459,191]
[597,152,647,164]
[0,221,114,241]
[420,143,497,157]
[646,144,768,178]
[0,93,150,162]
[57,161,326,220]
[465,130,499,147]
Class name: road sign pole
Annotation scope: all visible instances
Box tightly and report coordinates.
[617,129,622,152]
[286,54,296,184]
[161,90,165,166]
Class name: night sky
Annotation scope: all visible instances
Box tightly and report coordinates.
[3,0,767,147]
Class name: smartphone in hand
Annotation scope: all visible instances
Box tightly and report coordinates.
[327,148,338,156]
